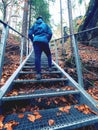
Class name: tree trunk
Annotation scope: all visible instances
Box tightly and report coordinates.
[22,0,29,56]
[8,0,14,25]
[28,0,32,29]
[67,0,74,54]
[2,2,7,22]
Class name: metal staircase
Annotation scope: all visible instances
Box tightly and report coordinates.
[0,50,98,130]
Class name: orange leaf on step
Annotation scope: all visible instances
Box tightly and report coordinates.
[6,126,13,130]
[27,114,35,122]
[0,121,4,129]
[48,119,55,126]
[0,115,4,122]
[35,114,42,120]
[4,120,19,130]
[33,111,40,115]
[18,114,24,118]
[59,106,71,113]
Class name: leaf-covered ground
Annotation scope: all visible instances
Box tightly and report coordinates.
[55,42,98,99]
[0,34,20,87]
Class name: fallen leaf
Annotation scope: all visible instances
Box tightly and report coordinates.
[27,114,35,122]
[6,90,18,97]
[0,121,4,129]
[74,104,98,115]
[59,106,71,113]
[18,114,24,118]
[6,126,13,130]
[20,108,26,113]
[4,120,19,130]
[48,119,55,126]
[59,107,64,112]
[0,115,4,122]
[47,101,51,106]
[33,111,40,115]
[60,97,67,102]
[35,114,42,120]
[53,100,58,104]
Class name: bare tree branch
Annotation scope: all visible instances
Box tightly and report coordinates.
[2,0,4,3]
[6,0,12,6]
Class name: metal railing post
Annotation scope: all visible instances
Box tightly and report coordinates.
[26,39,29,56]
[30,41,33,53]
[0,25,9,80]
[54,40,58,64]
[28,39,30,54]
[0,20,30,77]
[72,35,84,88]
[20,36,24,64]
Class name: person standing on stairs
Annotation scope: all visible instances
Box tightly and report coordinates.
[28,16,53,80]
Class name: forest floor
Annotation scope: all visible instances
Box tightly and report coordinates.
[0,34,20,87]
[0,34,98,130]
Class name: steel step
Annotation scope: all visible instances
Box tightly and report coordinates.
[13,78,68,83]
[23,66,57,69]
[19,70,62,74]
[25,63,55,66]
[2,90,80,101]
[2,105,98,130]
[27,60,50,63]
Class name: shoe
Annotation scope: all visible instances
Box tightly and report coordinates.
[36,74,41,80]
[49,68,52,72]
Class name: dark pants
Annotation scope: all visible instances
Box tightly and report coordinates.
[33,42,52,74]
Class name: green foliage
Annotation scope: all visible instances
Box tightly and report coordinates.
[78,0,83,4]
[30,0,51,24]
[73,16,84,33]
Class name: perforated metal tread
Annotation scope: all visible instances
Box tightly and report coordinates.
[3,106,98,130]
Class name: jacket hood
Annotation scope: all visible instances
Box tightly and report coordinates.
[36,18,43,24]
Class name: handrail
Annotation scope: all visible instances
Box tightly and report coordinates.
[51,24,98,90]
[0,19,31,81]
[1,18,97,44]
[51,26,98,42]
[0,19,28,40]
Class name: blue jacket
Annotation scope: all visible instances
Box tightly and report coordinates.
[28,18,52,43]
